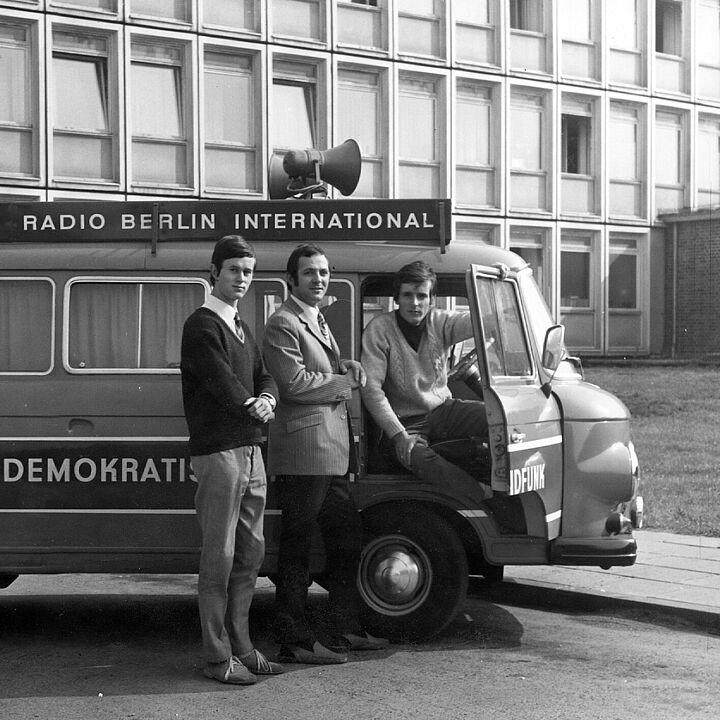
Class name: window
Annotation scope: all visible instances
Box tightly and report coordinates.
[561,95,597,215]
[510,227,550,302]
[0,21,35,177]
[559,0,598,80]
[654,110,686,213]
[609,243,637,310]
[337,66,385,198]
[130,39,191,187]
[336,0,385,50]
[509,0,548,73]
[51,29,115,182]
[607,0,644,86]
[67,279,205,372]
[271,0,324,42]
[203,49,259,192]
[510,0,542,31]
[697,0,720,99]
[0,279,53,374]
[609,102,645,219]
[560,232,598,351]
[510,89,549,212]
[697,115,720,207]
[656,0,682,55]
[474,276,532,379]
[272,59,319,152]
[203,0,258,32]
[454,0,496,65]
[455,80,496,208]
[396,0,444,59]
[398,73,442,198]
[607,234,644,351]
[129,0,190,23]
[50,1,117,10]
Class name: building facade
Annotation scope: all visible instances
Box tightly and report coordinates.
[1,0,719,355]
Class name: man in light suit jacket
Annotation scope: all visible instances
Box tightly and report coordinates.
[263,243,388,665]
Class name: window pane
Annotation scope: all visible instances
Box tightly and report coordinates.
[610,108,638,179]
[54,56,108,131]
[609,252,637,309]
[55,0,116,9]
[560,0,590,41]
[655,114,681,184]
[561,252,590,307]
[204,53,253,144]
[698,119,720,191]
[511,101,542,169]
[141,283,204,368]
[273,0,321,40]
[400,78,437,160]
[204,0,256,30]
[0,26,29,124]
[697,1,720,66]
[456,0,489,24]
[338,69,380,157]
[69,284,139,368]
[132,63,182,137]
[562,114,590,174]
[656,0,682,56]
[272,83,315,149]
[0,280,52,372]
[608,0,637,49]
[131,0,190,22]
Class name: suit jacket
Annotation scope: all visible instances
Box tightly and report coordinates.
[263,298,355,476]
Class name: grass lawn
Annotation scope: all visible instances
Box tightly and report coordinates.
[582,363,719,538]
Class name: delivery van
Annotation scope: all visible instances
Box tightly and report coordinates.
[0,198,642,640]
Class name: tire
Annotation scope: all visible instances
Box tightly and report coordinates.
[357,506,469,643]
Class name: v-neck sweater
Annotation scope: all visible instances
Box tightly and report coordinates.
[181,307,277,456]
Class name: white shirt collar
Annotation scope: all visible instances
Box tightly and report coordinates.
[291,294,320,320]
[203,294,237,333]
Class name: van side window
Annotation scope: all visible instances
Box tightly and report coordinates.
[320,280,354,359]
[475,277,532,379]
[66,279,205,372]
[0,278,54,374]
[236,279,286,349]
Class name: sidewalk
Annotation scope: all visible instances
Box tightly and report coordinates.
[487,529,720,632]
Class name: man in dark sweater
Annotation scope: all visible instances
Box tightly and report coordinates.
[181,235,283,685]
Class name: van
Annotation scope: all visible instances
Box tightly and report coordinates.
[0,198,642,640]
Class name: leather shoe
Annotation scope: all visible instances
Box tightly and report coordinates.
[332,630,389,652]
[203,656,257,685]
[278,640,347,665]
[238,648,284,675]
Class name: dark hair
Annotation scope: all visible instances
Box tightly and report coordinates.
[286,243,327,284]
[393,260,437,301]
[210,234,255,285]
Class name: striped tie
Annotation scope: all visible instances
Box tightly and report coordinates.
[317,311,329,338]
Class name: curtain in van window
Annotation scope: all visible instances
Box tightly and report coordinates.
[141,283,203,368]
[69,283,138,368]
[0,280,52,372]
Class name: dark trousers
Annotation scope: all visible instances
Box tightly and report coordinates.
[274,474,362,645]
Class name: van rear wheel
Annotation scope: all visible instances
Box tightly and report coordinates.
[358,507,468,642]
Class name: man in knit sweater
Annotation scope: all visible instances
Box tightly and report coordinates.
[360,260,491,496]
[181,235,284,685]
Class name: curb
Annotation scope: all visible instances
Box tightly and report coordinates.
[471,577,720,634]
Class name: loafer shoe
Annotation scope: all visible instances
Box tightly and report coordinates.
[203,656,257,685]
[238,648,284,675]
[278,640,347,665]
[333,630,390,652]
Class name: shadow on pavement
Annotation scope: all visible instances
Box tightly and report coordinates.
[0,585,524,699]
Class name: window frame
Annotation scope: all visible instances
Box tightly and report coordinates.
[63,276,209,375]
[0,276,55,376]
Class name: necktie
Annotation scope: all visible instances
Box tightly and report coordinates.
[234,312,245,343]
[317,311,329,338]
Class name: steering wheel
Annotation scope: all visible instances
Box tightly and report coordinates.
[447,347,478,383]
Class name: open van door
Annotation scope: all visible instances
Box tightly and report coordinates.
[465,264,564,541]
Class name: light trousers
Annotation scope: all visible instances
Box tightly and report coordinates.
[192,445,266,663]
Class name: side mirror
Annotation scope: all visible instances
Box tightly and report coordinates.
[542,324,565,372]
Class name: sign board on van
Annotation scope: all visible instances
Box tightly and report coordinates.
[0,199,451,246]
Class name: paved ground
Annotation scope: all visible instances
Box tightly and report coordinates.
[489,529,720,632]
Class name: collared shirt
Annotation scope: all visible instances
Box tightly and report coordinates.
[202,293,276,409]
[203,293,238,335]
[291,294,327,338]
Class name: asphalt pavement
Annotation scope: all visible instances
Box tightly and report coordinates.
[487,529,720,633]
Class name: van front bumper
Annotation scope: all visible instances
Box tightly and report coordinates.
[549,535,638,568]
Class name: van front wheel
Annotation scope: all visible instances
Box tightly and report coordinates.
[357,507,468,642]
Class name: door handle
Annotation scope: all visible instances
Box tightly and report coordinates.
[510,431,526,443]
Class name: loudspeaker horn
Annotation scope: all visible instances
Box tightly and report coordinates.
[268,139,361,199]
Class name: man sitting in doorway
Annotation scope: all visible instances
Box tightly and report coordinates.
[360,261,491,497]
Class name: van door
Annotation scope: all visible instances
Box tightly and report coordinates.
[466,265,564,540]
